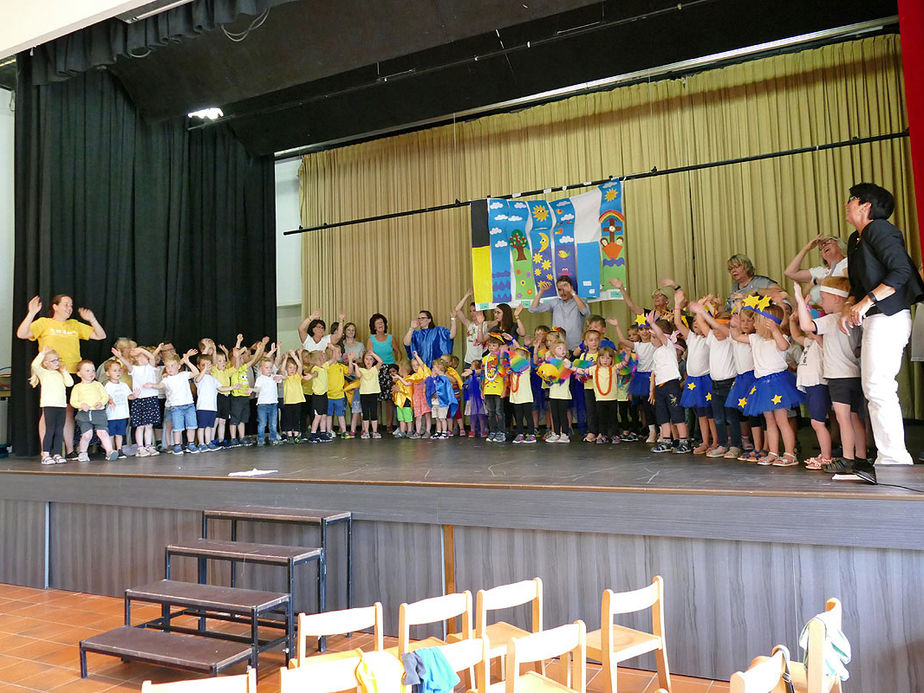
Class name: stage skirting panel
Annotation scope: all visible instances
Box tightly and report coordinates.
[0,471,921,691]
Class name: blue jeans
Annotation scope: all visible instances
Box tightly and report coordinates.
[257,403,279,443]
[710,377,741,448]
[170,403,197,433]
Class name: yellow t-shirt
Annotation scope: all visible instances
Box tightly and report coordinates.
[311,365,330,396]
[482,354,507,397]
[29,318,94,373]
[283,374,306,404]
[212,365,233,389]
[229,365,250,397]
[31,353,74,407]
[581,351,599,390]
[549,374,572,400]
[327,363,349,399]
[508,371,533,405]
[589,364,618,402]
[70,380,109,409]
[356,366,381,395]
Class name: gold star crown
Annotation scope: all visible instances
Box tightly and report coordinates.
[634,314,648,327]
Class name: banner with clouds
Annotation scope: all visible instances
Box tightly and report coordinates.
[470,181,626,308]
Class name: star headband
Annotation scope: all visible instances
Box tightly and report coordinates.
[819,286,849,298]
[634,314,648,327]
[742,295,782,324]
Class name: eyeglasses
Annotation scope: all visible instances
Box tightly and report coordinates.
[847,195,860,204]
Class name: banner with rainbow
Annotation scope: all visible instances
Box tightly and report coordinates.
[470,181,626,309]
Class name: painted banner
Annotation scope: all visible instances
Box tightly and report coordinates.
[470,181,626,308]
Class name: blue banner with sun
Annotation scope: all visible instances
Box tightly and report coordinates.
[470,182,626,308]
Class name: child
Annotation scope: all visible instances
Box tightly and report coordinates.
[672,292,716,454]
[228,334,266,447]
[646,314,692,453]
[789,306,830,469]
[281,350,313,443]
[194,354,222,451]
[527,325,550,434]
[212,346,233,447]
[462,359,486,437]
[426,358,456,439]
[405,352,432,439]
[615,342,638,441]
[794,279,867,472]
[481,335,510,442]
[103,356,133,456]
[726,307,763,460]
[30,348,73,464]
[575,329,602,442]
[300,350,316,437]
[610,315,658,443]
[114,346,161,457]
[70,359,118,462]
[158,350,201,454]
[326,345,351,438]
[353,350,384,438]
[253,355,284,446]
[447,354,465,436]
[583,346,628,444]
[543,335,572,443]
[508,346,536,443]
[308,350,333,443]
[391,360,414,438]
[733,299,803,466]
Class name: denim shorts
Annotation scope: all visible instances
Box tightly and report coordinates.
[327,397,346,417]
[171,403,198,431]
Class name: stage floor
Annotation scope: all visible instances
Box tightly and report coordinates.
[3,431,923,499]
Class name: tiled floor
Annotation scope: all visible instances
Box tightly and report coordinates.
[0,583,729,692]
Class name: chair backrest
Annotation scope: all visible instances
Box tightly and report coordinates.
[398,591,473,653]
[730,647,791,693]
[476,578,543,636]
[298,603,384,663]
[280,651,403,693]
[506,621,586,693]
[804,598,842,693]
[432,637,489,693]
[602,576,665,649]
[141,669,256,693]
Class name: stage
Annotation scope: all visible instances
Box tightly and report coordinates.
[1,435,922,691]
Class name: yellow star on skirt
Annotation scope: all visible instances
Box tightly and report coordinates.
[706,393,712,401]
[687,382,696,390]
[771,394,782,405]
[738,397,747,408]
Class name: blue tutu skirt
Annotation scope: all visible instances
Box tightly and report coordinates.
[628,371,651,397]
[743,370,804,417]
[679,374,712,409]
[726,371,755,411]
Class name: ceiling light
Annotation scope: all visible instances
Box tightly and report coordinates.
[187,108,224,120]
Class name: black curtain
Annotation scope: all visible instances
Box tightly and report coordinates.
[11,60,275,457]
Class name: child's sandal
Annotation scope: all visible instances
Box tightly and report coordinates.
[757,451,778,466]
[738,449,760,463]
[772,452,799,467]
[803,455,830,471]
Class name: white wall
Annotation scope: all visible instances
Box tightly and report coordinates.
[0,88,14,371]
[275,157,302,346]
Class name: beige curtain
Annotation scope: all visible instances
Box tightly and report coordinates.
[300,34,924,414]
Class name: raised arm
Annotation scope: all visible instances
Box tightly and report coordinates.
[182,349,200,378]
[111,346,132,369]
[135,346,156,366]
[16,296,42,340]
[297,308,322,344]
[791,283,817,335]
[672,290,690,338]
[728,315,750,344]
[245,338,269,368]
[605,316,635,351]
[77,307,106,340]
[403,319,418,347]
[513,304,526,337]
[453,289,473,327]
[530,281,553,311]
[608,278,643,316]
[784,237,820,284]
[448,312,458,340]
[329,312,346,344]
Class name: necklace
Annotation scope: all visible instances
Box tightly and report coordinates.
[594,365,613,396]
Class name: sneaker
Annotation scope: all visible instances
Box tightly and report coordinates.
[651,440,673,453]
[207,442,219,451]
[706,446,728,458]
[393,431,405,439]
[821,458,855,474]
[595,436,607,444]
[723,446,742,459]
[172,444,184,455]
[41,455,55,465]
[147,446,160,456]
[524,434,537,443]
[361,432,370,439]
[66,450,80,461]
[468,431,476,438]
[117,448,128,459]
[372,432,382,439]
[546,433,560,443]
[342,432,353,439]
[230,438,241,448]
[673,440,693,454]
[187,443,200,454]
[496,432,506,443]
[621,432,637,442]
[513,434,525,444]
[319,434,334,443]
[556,434,570,443]
[243,437,255,447]
[610,435,621,444]
[77,452,90,463]
[136,447,150,458]
[107,450,119,462]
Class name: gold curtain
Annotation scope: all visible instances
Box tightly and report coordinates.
[300,34,924,414]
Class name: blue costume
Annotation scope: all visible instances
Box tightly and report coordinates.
[408,327,453,367]
[425,374,458,418]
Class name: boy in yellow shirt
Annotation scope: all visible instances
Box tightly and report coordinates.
[70,360,118,462]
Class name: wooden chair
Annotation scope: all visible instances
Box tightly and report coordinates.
[789,598,844,693]
[280,651,403,693]
[477,579,543,668]
[586,576,670,693]
[391,591,473,656]
[730,647,792,693]
[495,621,586,693]
[296,603,385,664]
[141,669,256,693]
[429,637,490,693]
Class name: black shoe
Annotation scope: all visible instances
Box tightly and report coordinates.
[821,458,854,474]
[65,450,80,460]
[853,459,877,484]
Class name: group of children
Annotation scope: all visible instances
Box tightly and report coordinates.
[29,276,865,472]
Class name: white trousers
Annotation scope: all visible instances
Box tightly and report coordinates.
[860,310,913,465]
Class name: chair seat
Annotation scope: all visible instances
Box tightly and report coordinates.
[385,636,446,657]
[586,625,661,663]
[487,671,574,693]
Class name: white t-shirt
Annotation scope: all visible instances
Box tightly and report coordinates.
[130,363,159,399]
[808,258,848,305]
[652,343,681,385]
[732,340,755,374]
[464,322,486,364]
[634,341,656,372]
[749,334,789,379]
[196,374,220,411]
[814,314,861,379]
[796,338,825,391]
[302,334,331,352]
[705,331,737,381]
[104,381,132,420]
[254,374,280,405]
[161,372,194,407]
[685,333,710,377]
